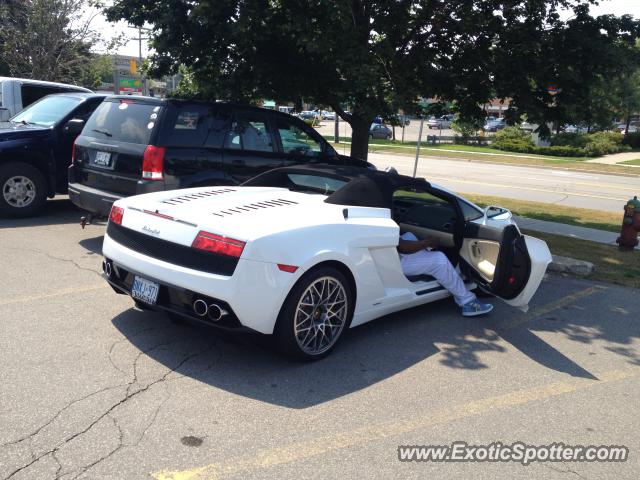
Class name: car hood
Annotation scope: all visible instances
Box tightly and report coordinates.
[0,122,52,141]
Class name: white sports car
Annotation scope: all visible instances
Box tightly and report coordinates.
[102,166,551,360]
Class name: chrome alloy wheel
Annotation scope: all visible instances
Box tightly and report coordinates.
[294,276,348,356]
[2,175,36,208]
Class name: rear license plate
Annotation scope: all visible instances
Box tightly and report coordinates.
[92,151,112,168]
[131,276,160,305]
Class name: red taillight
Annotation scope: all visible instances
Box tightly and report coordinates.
[109,205,124,225]
[71,139,77,164]
[277,264,298,273]
[142,145,165,180]
[192,231,246,258]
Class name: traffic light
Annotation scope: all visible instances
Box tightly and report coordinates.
[129,58,137,75]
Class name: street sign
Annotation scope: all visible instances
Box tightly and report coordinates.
[118,78,143,94]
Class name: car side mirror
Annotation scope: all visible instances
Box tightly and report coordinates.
[0,108,10,122]
[64,118,85,135]
[484,205,512,221]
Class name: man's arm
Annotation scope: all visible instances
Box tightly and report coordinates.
[397,237,440,254]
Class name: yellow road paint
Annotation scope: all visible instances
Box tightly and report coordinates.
[0,284,107,306]
[499,285,606,331]
[426,175,628,202]
[152,367,638,480]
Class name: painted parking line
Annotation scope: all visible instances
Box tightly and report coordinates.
[498,285,607,332]
[0,284,107,306]
[152,368,639,480]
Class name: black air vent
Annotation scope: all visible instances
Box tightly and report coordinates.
[212,198,298,217]
[162,188,236,205]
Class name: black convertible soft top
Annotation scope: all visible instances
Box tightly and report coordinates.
[242,165,431,209]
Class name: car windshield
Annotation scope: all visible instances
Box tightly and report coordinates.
[11,95,82,127]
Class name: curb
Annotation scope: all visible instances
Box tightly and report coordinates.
[548,255,595,276]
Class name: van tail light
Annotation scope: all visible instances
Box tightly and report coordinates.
[191,231,245,258]
[71,139,77,164]
[142,145,165,180]
[109,205,124,225]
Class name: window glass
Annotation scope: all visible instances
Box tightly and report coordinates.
[69,98,103,121]
[161,104,212,147]
[224,112,274,152]
[11,95,82,127]
[276,118,322,156]
[20,84,58,108]
[287,174,346,195]
[459,200,483,221]
[392,188,458,230]
[84,99,156,144]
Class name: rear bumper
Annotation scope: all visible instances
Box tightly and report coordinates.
[102,232,301,334]
[68,181,121,216]
[68,165,166,216]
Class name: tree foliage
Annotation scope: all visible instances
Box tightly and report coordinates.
[0,0,105,85]
[106,0,640,159]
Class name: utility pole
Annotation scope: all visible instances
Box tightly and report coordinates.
[413,117,425,178]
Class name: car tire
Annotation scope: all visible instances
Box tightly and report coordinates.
[0,162,48,218]
[274,266,354,361]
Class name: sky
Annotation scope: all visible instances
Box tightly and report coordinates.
[92,0,640,58]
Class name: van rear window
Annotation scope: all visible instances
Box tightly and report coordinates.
[84,100,157,144]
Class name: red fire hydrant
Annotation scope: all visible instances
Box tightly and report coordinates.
[616,196,640,250]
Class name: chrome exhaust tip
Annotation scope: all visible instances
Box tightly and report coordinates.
[193,299,208,317]
[207,304,223,322]
[104,261,112,277]
[101,260,107,273]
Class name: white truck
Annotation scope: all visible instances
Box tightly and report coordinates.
[0,77,91,121]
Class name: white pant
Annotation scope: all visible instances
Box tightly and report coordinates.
[400,234,476,306]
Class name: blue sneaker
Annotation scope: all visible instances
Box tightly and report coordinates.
[462,300,493,317]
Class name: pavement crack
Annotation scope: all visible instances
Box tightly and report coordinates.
[4,246,101,277]
[2,345,208,480]
[543,464,589,479]
[66,416,124,480]
[1,385,122,448]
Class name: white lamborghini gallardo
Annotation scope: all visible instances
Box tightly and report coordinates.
[102,166,551,360]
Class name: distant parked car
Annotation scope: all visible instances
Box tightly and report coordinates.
[427,114,454,129]
[322,111,336,120]
[563,124,589,134]
[483,118,507,132]
[617,123,639,134]
[299,111,319,120]
[0,77,91,121]
[369,123,392,140]
[0,92,106,217]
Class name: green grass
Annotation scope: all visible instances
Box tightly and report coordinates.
[521,230,639,289]
[620,159,640,166]
[463,193,622,233]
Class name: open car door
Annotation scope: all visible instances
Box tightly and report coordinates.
[459,222,552,311]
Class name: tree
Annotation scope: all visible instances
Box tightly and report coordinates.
[0,0,103,85]
[495,6,640,136]
[106,0,640,159]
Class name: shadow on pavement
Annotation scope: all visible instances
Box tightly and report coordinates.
[0,197,106,229]
[111,298,506,408]
[79,235,104,255]
[110,274,640,407]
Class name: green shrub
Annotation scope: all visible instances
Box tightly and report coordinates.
[622,132,640,149]
[582,131,625,156]
[551,132,588,148]
[534,145,586,157]
[492,126,534,152]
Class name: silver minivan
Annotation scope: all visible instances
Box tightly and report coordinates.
[0,77,91,121]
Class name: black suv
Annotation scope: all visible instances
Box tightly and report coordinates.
[0,93,106,217]
[68,96,368,216]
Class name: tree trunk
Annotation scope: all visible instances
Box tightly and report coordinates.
[349,117,372,161]
[625,115,631,135]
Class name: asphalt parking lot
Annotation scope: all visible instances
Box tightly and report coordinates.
[1,198,639,480]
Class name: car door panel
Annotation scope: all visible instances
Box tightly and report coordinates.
[460,223,551,310]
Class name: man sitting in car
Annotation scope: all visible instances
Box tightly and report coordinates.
[397,232,493,317]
